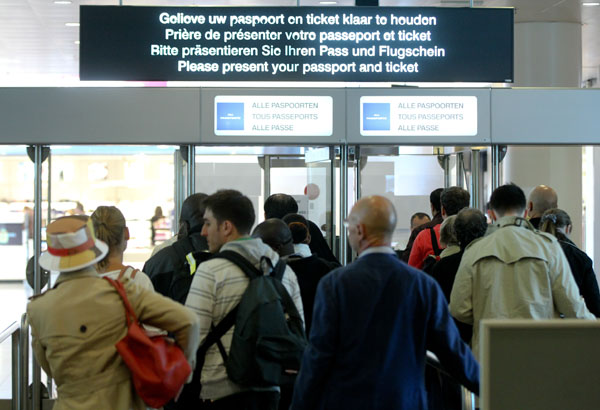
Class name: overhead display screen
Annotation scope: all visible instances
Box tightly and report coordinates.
[80,6,513,83]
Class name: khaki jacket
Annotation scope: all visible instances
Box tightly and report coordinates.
[450,216,595,359]
[27,267,200,410]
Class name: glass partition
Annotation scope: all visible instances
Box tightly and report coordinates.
[47,145,177,268]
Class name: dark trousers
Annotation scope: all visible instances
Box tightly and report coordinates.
[205,391,280,410]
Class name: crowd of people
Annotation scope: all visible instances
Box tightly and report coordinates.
[25,183,599,410]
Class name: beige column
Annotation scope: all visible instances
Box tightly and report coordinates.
[503,21,583,247]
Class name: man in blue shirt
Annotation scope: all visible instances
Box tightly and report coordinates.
[290,195,479,410]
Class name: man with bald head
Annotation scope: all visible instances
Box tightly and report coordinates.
[291,196,479,410]
[527,184,558,229]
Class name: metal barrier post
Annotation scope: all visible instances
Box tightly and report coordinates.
[339,144,348,265]
[32,145,43,410]
[186,144,196,196]
[263,155,271,200]
[21,314,29,410]
[491,144,500,191]
[11,327,20,410]
[456,152,465,188]
[471,149,481,209]
[329,147,337,257]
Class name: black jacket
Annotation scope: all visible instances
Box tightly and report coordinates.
[143,231,208,281]
[431,251,473,344]
[559,240,600,317]
[287,254,336,334]
[307,220,340,266]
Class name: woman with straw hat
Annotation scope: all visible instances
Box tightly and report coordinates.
[27,216,200,410]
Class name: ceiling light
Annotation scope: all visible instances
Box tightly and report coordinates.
[65,22,80,27]
[74,41,80,45]
[583,2,600,5]
[320,1,338,4]
[54,1,72,4]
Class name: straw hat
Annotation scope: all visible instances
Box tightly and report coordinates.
[39,216,108,272]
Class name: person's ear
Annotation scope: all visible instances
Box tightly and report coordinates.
[490,209,498,222]
[527,201,533,212]
[356,223,366,239]
[566,224,573,235]
[441,206,447,219]
[221,220,234,236]
[124,227,130,241]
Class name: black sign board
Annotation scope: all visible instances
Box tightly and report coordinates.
[80,6,513,83]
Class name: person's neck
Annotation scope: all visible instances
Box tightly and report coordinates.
[494,212,525,222]
[223,232,248,245]
[357,238,390,255]
[97,252,125,273]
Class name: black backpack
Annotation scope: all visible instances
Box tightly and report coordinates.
[217,251,307,387]
[170,250,307,409]
[422,227,442,275]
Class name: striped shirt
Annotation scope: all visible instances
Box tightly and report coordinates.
[185,237,304,400]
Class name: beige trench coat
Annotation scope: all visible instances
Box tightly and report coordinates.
[27,267,200,410]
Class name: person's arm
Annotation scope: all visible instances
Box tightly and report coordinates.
[431,259,451,302]
[401,227,421,262]
[549,243,596,319]
[291,274,339,410]
[126,281,200,366]
[282,266,305,327]
[426,279,479,395]
[580,258,600,317]
[449,256,474,325]
[27,318,53,378]
[408,229,427,269]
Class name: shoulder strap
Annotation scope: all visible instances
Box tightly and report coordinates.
[117,267,129,281]
[192,300,239,384]
[271,258,287,281]
[215,250,262,279]
[103,277,137,326]
[117,266,139,281]
[429,227,441,256]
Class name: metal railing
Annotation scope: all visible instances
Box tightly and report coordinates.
[0,314,28,410]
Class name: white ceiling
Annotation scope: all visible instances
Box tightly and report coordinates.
[0,0,598,85]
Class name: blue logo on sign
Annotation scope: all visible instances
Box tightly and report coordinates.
[217,103,244,130]
[363,103,390,131]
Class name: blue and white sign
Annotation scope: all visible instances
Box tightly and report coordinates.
[214,95,333,136]
[360,96,477,136]
[363,103,391,131]
[216,103,244,130]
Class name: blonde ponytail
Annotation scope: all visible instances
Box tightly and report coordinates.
[91,206,126,269]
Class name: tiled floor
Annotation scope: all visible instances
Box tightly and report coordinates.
[0,282,29,400]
